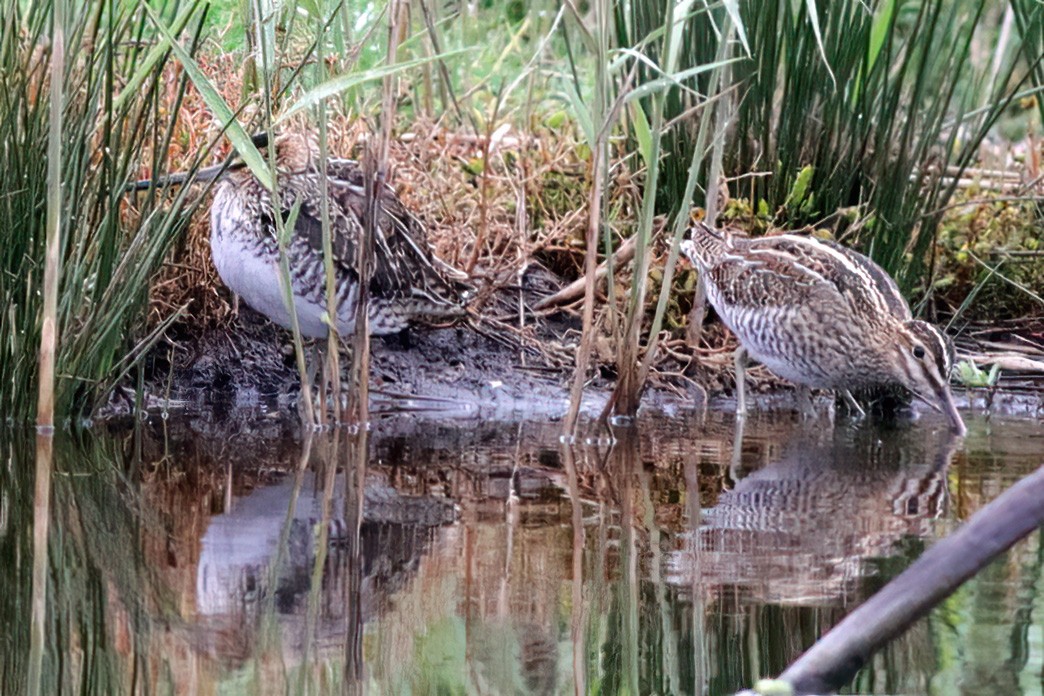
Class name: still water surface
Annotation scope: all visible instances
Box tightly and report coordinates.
[1,409,1042,695]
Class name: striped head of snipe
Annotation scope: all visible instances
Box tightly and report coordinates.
[678,221,734,271]
[888,319,964,435]
[218,131,317,187]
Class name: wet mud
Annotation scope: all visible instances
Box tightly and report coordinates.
[126,298,1043,430]
[133,298,597,421]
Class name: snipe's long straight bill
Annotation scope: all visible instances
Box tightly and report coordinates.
[128,161,229,192]
[128,133,270,192]
[923,385,967,437]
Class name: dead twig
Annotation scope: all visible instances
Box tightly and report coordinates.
[533,236,638,310]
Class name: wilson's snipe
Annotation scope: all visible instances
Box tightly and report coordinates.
[681,222,965,435]
[141,132,469,337]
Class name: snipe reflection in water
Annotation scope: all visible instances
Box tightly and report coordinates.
[682,424,960,607]
[0,414,1041,695]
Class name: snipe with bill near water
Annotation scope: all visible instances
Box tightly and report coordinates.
[681,222,965,435]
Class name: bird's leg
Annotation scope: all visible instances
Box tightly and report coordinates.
[840,389,866,418]
[797,385,815,419]
[734,345,750,417]
[729,411,747,484]
[306,341,322,402]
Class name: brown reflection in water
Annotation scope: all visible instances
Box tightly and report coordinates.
[132,415,966,693]
[683,424,961,607]
[5,411,1041,695]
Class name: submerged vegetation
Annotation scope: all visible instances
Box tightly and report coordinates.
[2,0,1043,420]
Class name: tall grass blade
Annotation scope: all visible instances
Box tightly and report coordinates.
[143,2,272,190]
[638,17,737,389]
[279,49,472,121]
[722,0,750,56]
[111,1,200,113]
[248,0,316,424]
[1011,0,1044,125]
[29,2,65,690]
[0,0,223,418]
[801,0,836,89]
[563,0,612,434]
[36,0,65,432]
[314,14,342,426]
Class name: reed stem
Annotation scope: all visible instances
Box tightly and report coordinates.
[29,3,65,692]
[563,0,611,435]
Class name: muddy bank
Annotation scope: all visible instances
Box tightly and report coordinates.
[116,262,1044,427]
[131,301,604,421]
[122,302,1043,428]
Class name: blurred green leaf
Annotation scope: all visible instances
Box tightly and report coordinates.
[722,0,751,57]
[784,165,814,211]
[562,81,596,146]
[113,2,200,114]
[630,102,653,166]
[664,0,697,74]
[802,0,837,89]
[955,359,1000,388]
[623,57,741,103]
[867,0,897,76]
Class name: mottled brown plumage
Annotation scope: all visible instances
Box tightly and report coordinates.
[200,132,468,338]
[681,222,965,434]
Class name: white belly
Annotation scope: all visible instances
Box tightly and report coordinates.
[210,232,333,338]
[753,351,823,386]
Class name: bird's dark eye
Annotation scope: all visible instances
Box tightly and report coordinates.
[912,345,926,360]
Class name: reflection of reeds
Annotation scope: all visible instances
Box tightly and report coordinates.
[4,416,1042,694]
[28,434,53,696]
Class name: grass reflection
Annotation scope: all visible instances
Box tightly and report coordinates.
[0,413,1040,694]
